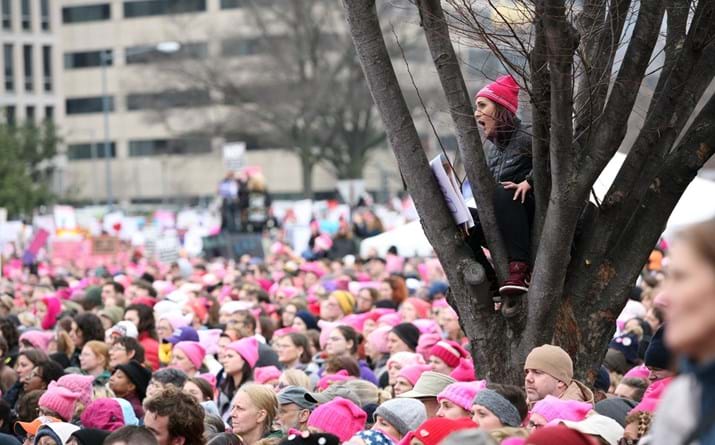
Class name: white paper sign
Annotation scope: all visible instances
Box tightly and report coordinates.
[430,154,475,228]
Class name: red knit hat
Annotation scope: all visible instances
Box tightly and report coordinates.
[525,425,596,445]
[475,75,520,114]
[399,417,478,445]
[429,340,468,368]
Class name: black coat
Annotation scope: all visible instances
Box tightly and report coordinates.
[485,120,533,184]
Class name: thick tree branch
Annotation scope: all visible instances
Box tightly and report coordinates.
[415,0,509,283]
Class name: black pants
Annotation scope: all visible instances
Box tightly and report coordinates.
[221,200,238,233]
[466,185,534,280]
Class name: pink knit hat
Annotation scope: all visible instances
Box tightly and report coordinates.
[367,326,391,354]
[173,341,206,370]
[377,313,402,328]
[475,75,520,114]
[39,384,80,422]
[19,331,54,350]
[632,376,673,413]
[307,397,367,442]
[450,358,476,382]
[254,366,282,384]
[430,341,468,368]
[225,337,259,368]
[402,298,431,319]
[56,374,95,407]
[387,352,425,371]
[398,364,432,386]
[416,333,442,361]
[531,395,592,423]
[412,319,442,335]
[316,370,353,391]
[437,381,484,411]
[624,365,650,380]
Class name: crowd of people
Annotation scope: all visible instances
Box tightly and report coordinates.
[0,213,711,445]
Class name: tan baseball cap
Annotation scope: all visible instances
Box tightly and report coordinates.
[397,371,456,399]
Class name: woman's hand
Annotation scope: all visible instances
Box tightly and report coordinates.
[501,180,532,203]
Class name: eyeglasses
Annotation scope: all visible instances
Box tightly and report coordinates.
[617,438,638,445]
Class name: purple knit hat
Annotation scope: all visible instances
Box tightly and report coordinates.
[56,374,95,407]
[307,397,367,442]
[437,381,486,411]
[225,337,259,368]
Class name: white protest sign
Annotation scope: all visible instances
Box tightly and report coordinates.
[429,154,475,228]
[223,142,246,172]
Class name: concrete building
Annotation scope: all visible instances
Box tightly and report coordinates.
[59,0,411,208]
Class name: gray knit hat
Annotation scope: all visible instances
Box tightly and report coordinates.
[374,398,427,436]
[472,389,521,427]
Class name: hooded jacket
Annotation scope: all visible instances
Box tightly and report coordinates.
[561,379,595,405]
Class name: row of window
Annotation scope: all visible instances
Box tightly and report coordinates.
[1,0,51,32]
[67,138,211,160]
[3,43,53,93]
[61,0,274,24]
[2,105,53,125]
[65,89,211,115]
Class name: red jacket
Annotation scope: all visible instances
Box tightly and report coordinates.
[138,332,159,370]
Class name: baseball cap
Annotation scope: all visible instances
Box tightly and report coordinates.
[278,386,317,410]
[110,321,138,339]
[165,326,199,345]
[397,371,455,399]
[14,416,60,436]
[560,414,625,445]
[304,384,361,406]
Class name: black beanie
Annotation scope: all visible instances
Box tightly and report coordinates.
[69,429,111,445]
[391,323,420,351]
[644,326,671,370]
[115,360,152,400]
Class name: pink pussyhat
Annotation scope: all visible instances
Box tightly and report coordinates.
[532,395,592,423]
[632,376,673,413]
[416,333,442,361]
[316,370,353,391]
[367,326,392,355]
[387,352,425,371]
[413,319,442,335]
[19,331,54,350]
[377,313,402,328]
[342,313,372,333]
[318,320,345,350]
[307,397,367,442]
[450,357,477,382]
[437,381,485,411]
[399,364,432,386]
[173,341,206,370]
[274,327,299,338]
[624,365,650,380]
[224,337,260,368]
[254,366,282,385]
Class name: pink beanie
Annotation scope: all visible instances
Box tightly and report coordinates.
[377,313,402,328]
[342,313,372,333]
[39,384,80,422]
[307,397,367,442]
[399,364,432,386]
[624,365,650,380]
[403,298,431,319]
[430,341,468,368]
[450,358,476,382]
[367,326,392,354]
[198,373,217,390]
[225,337,259,368]
[416,333,442,361]
[387,352,425,371]
[437,381,484,411]
[254,366,282,384]
[412,319,442,335]
[173,341,206,370]
[56,374,95,407]
[475,75,520,114]
[632,376,673,413]
[532,395,592,423]
[19,331,54,350]
[316,370,353,391]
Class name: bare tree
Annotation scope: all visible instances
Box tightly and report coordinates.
[343,0,715,383]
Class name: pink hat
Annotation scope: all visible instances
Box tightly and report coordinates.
[367,326,392,354]
[316,370,353,391]
[307,397,367,442]
[437,381,484,411]
[56,374,95,407]
[318,320,344,350]
[412,319,442,336]
[225,337,260,368]
[430,341,468,368]
[403,298,431,319]
[532,395,592,423]
[198,373,217,390]
[80,398,126,431]
[632,376,673,413]
[450,358,476,382]
[399,364,432,386]
[387,352,425,371]
[39,384,80,422]
[342,313,372,333]
[40,296,62,330]
[197,329,223,356]
[254,366,282,384]
[416,333,442,361]
[475,75,520,114]
[377,313,402,328]
[173,341,206,370]
[274,327,299,338]
[300,262,326,278]
[624,365,650,380]
[19,331,54,350]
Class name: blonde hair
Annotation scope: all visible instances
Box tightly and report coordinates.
[489,427,529,442]
[83,340,109,369]
[238,383,278,433]
[92,384,115,400]
[281,369,312,391]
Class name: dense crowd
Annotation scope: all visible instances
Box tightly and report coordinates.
[0,214,711,445]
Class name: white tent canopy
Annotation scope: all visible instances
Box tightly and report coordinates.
[361,152,715,256]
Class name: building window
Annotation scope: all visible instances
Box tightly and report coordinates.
[68,142,116,160]
[127,89,211,111]
[22,45,33,92]
[26,106,35,123]
[66,96,114,114]
[20,0,30,30]
[44,105,53,121]
[125,42,207,64]
[123,0,206,18]
[220,0,242,8]
[3,44,13,92]
[42,46,52,92]
[129,138,211,156]
[221,38,261,57]
[40,0,50,30]
[62,4,111,23]
[5,106,15,125]
[1,0,11,30]
[64,49,112,69]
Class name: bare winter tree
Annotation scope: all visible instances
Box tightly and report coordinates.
[343,0,715,383]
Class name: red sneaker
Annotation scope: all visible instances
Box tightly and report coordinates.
[499,261,530,297]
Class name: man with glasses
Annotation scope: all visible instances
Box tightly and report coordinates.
[275,386,316,433]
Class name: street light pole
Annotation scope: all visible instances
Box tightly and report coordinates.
[100,50,113,210]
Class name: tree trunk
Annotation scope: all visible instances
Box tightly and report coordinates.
[300,154,315,199]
